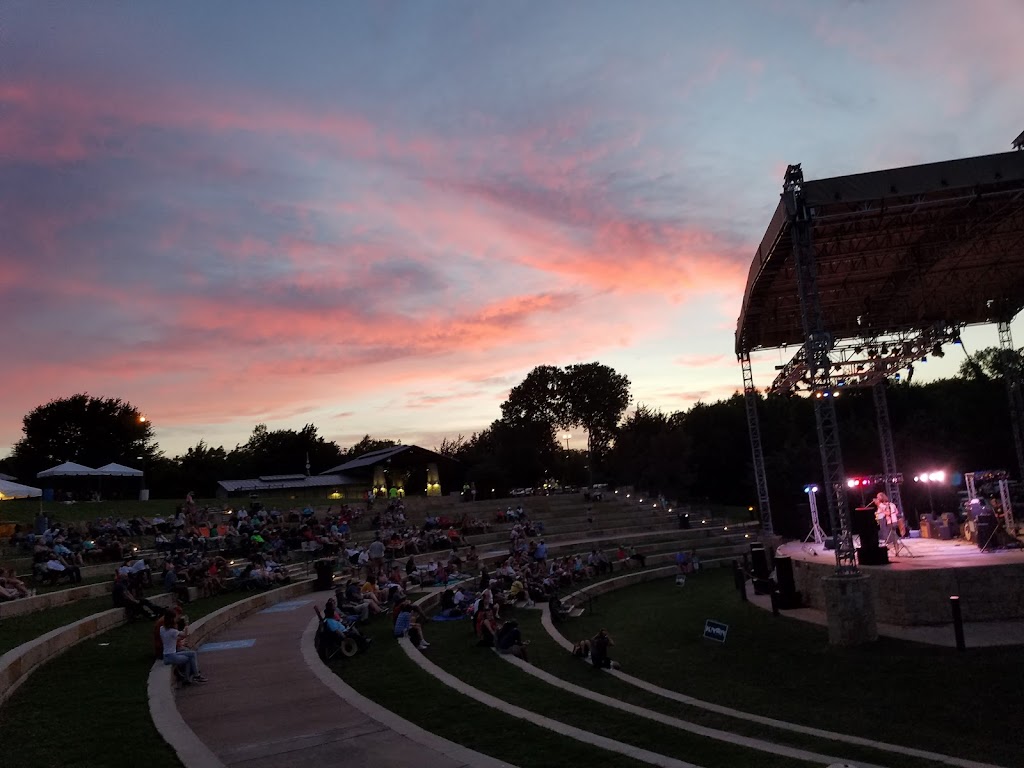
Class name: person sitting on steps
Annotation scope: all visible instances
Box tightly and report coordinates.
[159,609,207,684]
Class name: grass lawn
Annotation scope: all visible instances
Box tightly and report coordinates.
[0,590,254,768]
[0,595,118,654]
[423,616,816,768]
[488,610,941,768]
[329,623,650,768]
[562,571,1024,766]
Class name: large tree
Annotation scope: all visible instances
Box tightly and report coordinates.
[957,346,1024,381]
[500,362,631,484]
[561,362,631,481]
[343,435,398,459]
[230,423,343,478]
[10,393,157,481]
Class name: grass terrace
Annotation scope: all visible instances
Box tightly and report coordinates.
[0,589,258,768]
[559,571,1022,767]
[328,616,650,768]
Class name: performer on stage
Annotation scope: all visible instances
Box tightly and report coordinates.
[873,492,901,543]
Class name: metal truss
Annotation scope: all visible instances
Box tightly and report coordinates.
[872,381,903,513]
[740,350,773,535]
[997,321,1024,483]
[769,324,963,394]
[784,165,858,575]
[965,471,1017,534]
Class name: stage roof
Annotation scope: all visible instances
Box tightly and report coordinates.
[736,150,1024,354]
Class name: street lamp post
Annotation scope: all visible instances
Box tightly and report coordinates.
[561,433,572,487]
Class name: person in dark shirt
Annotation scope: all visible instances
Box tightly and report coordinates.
[590,628,619,670]
[496,620,530,662]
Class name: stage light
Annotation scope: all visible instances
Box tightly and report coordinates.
[701,519,707,524]
[804,485,811,493]
[929,471,946,482]
[724,526,729,531]
[868,348,878,358]
[744,533,750,538]
[854,345,863,354]
[812,485,819,493]
[881,345,889,355]
[932,343,944,358]
[847,479,857,488]
[920,356,928,363]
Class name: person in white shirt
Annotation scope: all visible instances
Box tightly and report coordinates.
[160,609,206,684]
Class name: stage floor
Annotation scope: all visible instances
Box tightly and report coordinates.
[777,535,1024,571]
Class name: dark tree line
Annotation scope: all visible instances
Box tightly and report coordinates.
[1,394,399,498]
[4,350,1022,520]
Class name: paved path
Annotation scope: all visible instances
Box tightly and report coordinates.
[173,590,495,768]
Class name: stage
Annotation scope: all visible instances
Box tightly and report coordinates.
[776,536,1024,626]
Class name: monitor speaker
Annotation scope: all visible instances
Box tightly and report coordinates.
[775,555,796,597]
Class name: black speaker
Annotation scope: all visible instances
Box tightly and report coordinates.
[851,508,879,543]
[750,544,770,579]
[976,513,998,551]
[775,555,796,597]
[857,544,889,566]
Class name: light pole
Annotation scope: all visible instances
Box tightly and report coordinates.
[561,434,571,488]
[914,470,945,516]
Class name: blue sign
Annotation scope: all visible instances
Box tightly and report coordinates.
[703,620,728,643]
[260,599,312,614]
[200,639,256,652]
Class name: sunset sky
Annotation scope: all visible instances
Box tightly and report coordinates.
[3,1,1023,462]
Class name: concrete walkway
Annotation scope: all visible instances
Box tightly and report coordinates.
[173,588,506,768]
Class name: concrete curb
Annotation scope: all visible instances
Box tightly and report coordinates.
[397,623,702,768]
[539,569,1007,768]
[0,592,173,707]
[500,605,884,768]
[147,579,317,768]
[0,580,116,619]
[299,615,517,768]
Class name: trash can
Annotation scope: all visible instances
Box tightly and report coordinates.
[313,558,335,590]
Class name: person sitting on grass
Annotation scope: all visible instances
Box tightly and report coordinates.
[590,628,620,670]
[495,619,530,662]
[159,609,207,684]
[45,553,82,583]
[0,568,32,598]
[112,574,160,620]
[476,607,498,647]
[393,602,430,649]
[163,563,191,603]
[547,591,573,623]
[324,606,371,652]
[629,546,646,568]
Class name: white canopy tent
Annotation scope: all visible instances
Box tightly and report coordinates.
[36,461,101,478]
[0,479,43,500]
[96,463,144,477]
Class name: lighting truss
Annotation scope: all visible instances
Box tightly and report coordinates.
[769,323,963,395]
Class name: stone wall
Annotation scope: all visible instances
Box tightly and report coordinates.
[793,558,1024,625]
